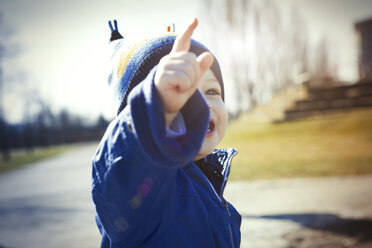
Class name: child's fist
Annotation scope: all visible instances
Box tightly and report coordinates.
[154,18,214,126]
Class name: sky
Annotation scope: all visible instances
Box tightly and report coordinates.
[0,0,371,123]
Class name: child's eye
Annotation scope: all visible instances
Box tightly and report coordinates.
[205,89,220,96]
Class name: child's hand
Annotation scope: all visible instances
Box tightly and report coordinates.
[155,18,214,126]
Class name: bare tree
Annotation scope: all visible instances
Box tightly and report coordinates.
[308,37,338,88]
[200,0,311,118]
[0,13,27,158]
[253,1,312,92]
[0,13,13,160]
[201,0,254,116]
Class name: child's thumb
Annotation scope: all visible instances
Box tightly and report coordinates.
[197,52,214,79]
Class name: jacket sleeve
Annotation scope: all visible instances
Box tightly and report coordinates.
[91,67,209,247]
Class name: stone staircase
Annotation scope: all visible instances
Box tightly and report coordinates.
[284,81,372,120]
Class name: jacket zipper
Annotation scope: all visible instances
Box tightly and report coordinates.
[223,199,235,248]
[202,174,236,248]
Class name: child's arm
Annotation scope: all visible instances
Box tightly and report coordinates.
[124,17,211,167]
[154,18,213,126]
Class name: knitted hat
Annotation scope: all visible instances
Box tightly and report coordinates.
[108,20,224,115]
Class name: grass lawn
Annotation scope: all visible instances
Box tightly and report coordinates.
[0,145,73,174]
[219,108,372,181]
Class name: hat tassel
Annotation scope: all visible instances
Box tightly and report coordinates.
[108,20,123,42]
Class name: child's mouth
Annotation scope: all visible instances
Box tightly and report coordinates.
[206,120,216,137]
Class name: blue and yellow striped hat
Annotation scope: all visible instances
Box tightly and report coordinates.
[108,20,224,115]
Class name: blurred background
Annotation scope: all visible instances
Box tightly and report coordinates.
[0,0,371,156]
[0,0,371,247]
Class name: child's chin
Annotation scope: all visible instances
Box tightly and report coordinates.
[198,140,217,158]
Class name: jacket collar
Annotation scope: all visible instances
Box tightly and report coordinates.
[204,148,238,198]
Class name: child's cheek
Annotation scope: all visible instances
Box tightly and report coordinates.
[218,101,228,139]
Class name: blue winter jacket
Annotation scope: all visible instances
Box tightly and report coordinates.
[91,68,241,247]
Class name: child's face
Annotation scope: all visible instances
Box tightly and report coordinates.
[194,69,228,160]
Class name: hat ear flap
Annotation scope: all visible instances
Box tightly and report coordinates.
[108,19,123,42]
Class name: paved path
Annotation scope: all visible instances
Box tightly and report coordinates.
[0,143,101,248]
[225,176,372,247]
[0,143,371,248]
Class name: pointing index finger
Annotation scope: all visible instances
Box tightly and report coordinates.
[172,18,198,53]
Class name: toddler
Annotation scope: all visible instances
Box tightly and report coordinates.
[92,18,241,248]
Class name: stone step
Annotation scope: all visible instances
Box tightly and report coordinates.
[292,95,372,112]
[307,82,372,101]
[283,81,372,121]
[284,105,372,121]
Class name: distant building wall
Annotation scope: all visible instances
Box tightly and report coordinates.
[355,18,372,80]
